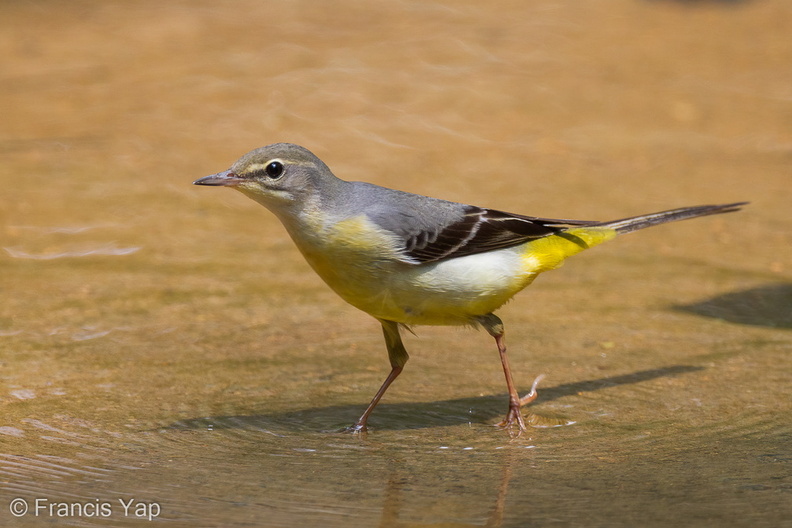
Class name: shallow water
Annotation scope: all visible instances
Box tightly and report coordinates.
[2,0,791,526]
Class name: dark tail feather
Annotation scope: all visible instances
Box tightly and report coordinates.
[596,202,748,235]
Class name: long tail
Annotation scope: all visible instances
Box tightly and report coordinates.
[595,202,748,235]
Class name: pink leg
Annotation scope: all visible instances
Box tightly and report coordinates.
[346,319,409,434]
[347,365,403,433]
[478,314,543,434]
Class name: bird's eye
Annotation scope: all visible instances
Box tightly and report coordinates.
[265,161,284,179]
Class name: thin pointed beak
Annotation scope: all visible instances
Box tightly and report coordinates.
[193,169,245,186]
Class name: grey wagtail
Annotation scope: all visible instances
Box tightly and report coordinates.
[194,143,745,433]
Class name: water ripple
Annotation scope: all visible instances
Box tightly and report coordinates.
[4,244,141,260]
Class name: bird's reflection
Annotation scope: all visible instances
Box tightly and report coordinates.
[377,449,519,528]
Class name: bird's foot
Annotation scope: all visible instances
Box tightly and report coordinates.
[496,374,545,435]
[496,406,528,434]
[341,422,368,436]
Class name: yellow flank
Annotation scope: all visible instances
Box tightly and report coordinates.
[287,214,620,326]
[520,226,618,276]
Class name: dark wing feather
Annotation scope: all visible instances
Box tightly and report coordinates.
[404,205,598,263]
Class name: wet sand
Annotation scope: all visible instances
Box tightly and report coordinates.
[1,1,790,526]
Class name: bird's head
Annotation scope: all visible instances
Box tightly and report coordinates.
[194,143,338,212]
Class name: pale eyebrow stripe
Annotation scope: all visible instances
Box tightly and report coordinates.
[243,159,314,173]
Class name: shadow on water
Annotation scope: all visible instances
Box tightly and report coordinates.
[675,283,792,329]
[166,365,703,433]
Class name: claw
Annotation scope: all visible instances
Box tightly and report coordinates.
[496,406,528,434]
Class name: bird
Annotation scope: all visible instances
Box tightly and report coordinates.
[194,143,745,433]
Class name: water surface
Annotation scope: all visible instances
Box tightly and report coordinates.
[1,1,790,526]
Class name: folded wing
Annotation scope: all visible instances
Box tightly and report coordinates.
[400,205,598,264]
